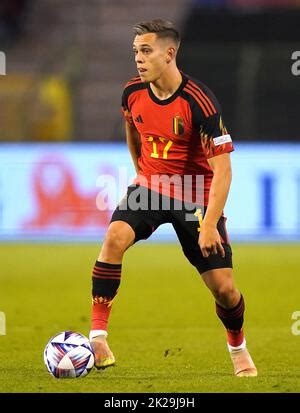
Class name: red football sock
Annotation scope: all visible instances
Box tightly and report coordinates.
[91,261,122,332]
[227,328,244,347]
[91,302,112,331]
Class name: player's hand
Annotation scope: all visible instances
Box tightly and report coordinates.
[198,223,225,258]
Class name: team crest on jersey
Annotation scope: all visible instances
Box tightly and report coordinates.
[173,115,184,136]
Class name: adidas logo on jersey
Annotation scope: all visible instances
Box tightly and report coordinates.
[134,115,144,123]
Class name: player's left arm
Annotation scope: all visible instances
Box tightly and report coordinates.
[197,105,234,258]
[199,153,232,258]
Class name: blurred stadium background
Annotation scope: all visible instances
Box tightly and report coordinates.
[1,0,300,393]
[0,0,299,241]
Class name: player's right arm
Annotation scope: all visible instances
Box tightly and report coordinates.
[121,80,143,173]
[125,121,141,173]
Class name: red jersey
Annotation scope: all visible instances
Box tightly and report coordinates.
[121,72,234,206]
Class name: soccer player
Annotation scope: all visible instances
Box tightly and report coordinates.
[89,19,257,377]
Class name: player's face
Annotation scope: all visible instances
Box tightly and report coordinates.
[133,33,173,83]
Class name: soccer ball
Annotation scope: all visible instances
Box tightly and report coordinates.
[44,331,95,378]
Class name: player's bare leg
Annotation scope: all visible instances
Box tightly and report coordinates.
[90,221,135,369]
[201,267,257,377]
[98,221,135,263]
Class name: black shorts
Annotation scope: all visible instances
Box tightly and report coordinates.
[110,185,232,274]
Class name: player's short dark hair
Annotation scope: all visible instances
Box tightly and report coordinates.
[132,19,180,47]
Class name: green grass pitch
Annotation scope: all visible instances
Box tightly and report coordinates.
[0,242,300,393]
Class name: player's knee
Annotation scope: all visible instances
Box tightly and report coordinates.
[213,284,236,306]
[103,228,132,254]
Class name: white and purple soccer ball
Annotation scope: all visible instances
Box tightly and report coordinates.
[44,331,95,378]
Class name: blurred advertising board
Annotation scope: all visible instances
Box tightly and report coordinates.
[0,143,299,242]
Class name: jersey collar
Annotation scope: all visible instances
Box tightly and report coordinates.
[147,72,188,105]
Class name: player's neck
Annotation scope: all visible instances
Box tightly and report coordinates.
[150,67,182,100]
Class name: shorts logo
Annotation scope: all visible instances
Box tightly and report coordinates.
[173,115,184,136]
